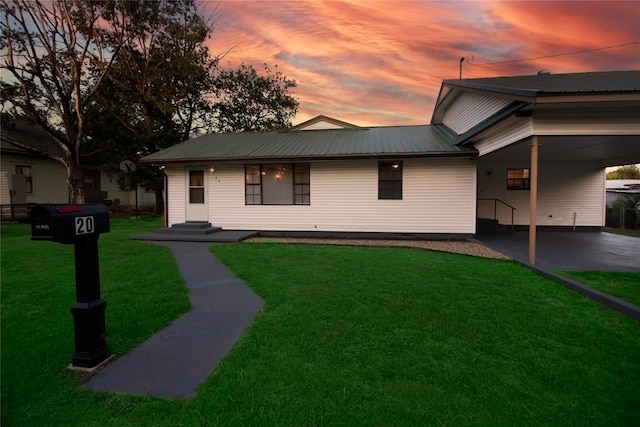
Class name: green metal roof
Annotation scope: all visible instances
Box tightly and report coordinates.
[141,125,477,164]
[442,70,640,98]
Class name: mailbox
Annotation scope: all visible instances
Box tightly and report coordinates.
[30,203,112,369]
[31,204,110,244]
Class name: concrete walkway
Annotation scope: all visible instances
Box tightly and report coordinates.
[83,242,264,398]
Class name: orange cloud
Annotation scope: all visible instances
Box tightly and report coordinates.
[205,1,640,126]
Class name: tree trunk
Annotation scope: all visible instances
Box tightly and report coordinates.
[66,161,86,204]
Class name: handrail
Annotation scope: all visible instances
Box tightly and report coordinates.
[477,198,517,230]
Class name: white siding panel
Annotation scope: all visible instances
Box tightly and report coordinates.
[1,154,69,203]
[477,160,605,226]
[166,167,186,225]
[0,172,10,204]
[534,110,640,135]
[1,154,155,206]
[443,92,512,134]
[300,122,345,130]
[207,159,476,234]
[472,117,533,156]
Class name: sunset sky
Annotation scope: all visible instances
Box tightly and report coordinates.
[205,0,640,126]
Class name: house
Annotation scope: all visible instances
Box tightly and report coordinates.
[606,179,640,207]
[141,71,640,250]
[1,120,154,219]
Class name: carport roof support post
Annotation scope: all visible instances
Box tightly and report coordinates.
[529,135,539,265]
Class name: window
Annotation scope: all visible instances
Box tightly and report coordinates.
[189,170,205,203]
[294,163,310,205]
[507,168,530,190]
[245,163,310,205]
[378,161,402,199]
[245,165,262,205]
[15,165,33,193]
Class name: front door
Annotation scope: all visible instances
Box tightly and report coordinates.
[185,169,207,222]
[10,174,28,204]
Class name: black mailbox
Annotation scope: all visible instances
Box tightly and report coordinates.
[31,204,110,244]
[30,203,112,369]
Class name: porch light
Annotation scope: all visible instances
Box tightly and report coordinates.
[209,165,216,173]
[391,163,400,169]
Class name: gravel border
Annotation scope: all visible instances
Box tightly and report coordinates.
[246,237,511,260]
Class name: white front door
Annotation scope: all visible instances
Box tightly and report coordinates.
[185,169,208,222]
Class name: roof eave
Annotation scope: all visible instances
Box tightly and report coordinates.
[441,79,539,101]
[140,150,479,166]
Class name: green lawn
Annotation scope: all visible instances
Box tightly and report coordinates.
[604,227,640,238]
[2,223,639,426]
[557,270,640,307]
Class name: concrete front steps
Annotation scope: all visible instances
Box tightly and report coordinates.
[133,222,258,243]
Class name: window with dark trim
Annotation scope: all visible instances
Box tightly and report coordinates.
[507,168,530,190]
[293,163,310,205]
[378,161,403,200]
[245,163,310,205]
[245,165,262,204]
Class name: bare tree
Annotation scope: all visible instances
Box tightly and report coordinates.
[0,0,135,203]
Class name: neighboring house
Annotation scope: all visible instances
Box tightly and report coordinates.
[141,70,640,238]
[606,180,640,207]
[1,120,154,219]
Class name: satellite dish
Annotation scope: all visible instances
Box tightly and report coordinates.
[120,160,136,173]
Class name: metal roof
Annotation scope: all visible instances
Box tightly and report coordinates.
[442,70,640,98]
[1,120,62,157]
[141,125,477,164]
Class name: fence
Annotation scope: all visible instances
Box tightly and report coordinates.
[0,203,35,221]
[606,207,640,230]
[1,202,161,221]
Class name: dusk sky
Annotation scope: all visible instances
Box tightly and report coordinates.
[205,0,640,126]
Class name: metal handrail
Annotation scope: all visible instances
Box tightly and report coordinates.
[477,198,516,230]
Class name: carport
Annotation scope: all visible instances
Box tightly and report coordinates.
[477,231,640,273]
[435,71,640,265]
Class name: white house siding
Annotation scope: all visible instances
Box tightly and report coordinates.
[477,160,605,227]
[470,117,533,156]
[166,167,186,224]
[533,109,640,136]
[180,158,477,233]
[0,172,10,204]
[1,154,69,203]
[442,92,513,134]
[298,121,345,130]
[1,153,156,207]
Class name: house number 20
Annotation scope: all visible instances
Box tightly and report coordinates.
[75,216,95,235]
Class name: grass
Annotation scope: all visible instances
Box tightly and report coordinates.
[556,270,640,307]
[2,227,639,426]
[604,227,640,238]
[1,217,190,425]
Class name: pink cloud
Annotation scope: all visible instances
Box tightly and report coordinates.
[205,1,640,126]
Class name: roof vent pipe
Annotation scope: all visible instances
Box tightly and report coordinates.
[537,69,551,75]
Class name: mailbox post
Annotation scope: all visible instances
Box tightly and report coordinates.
[31,204,111,369]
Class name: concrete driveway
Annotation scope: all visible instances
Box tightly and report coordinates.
[476,231,640,272]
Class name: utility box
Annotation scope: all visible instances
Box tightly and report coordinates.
[31,204,110,244]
